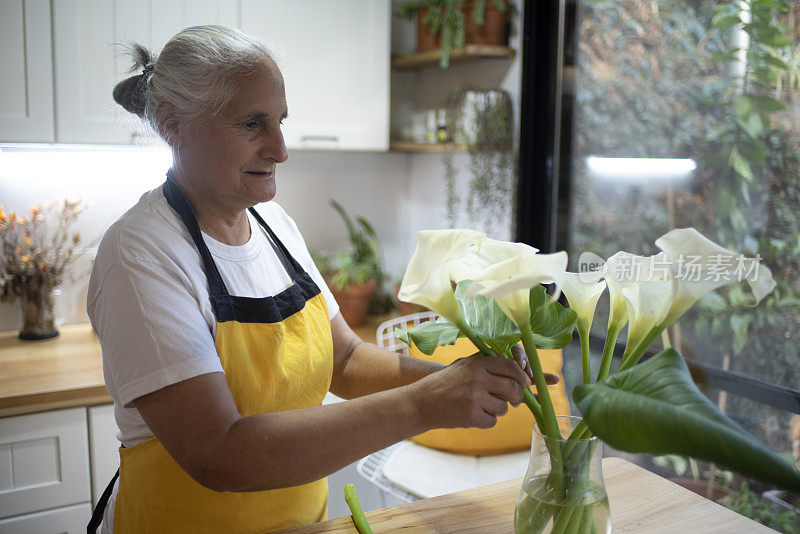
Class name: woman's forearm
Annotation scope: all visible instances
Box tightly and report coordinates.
[330,341,444,399]
[204,384,426,492]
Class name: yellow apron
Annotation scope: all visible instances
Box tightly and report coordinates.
[111,174,333,532]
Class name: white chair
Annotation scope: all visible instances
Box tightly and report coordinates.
[356,313,530,503]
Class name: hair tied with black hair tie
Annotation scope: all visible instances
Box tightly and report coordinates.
[142,63,155,77]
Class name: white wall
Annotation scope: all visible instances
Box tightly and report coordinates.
[0,146,410,331]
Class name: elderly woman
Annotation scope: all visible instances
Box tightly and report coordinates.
[87,25,535,533]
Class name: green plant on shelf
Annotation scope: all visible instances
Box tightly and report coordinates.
[395,0,509,69]
[326,199,382,291]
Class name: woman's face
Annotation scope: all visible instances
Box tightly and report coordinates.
[175,59,289,211]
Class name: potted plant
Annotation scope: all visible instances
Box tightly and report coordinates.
[396,0,512,68]
[443,88,516,232]
[0,200,87,340]
[323,200,383,327]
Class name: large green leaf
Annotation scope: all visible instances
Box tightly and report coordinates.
[396,282,577,357]
[574,349,800,491]
[455,280,521,355]
[394,319,462,356]
[528,285,578,349]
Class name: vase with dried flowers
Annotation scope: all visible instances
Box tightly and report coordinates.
[0,200,85,340]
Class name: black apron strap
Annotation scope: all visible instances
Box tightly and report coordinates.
[87,468,119,533]
[247,206,303,280]
[162,171,235,318]
[161,169,321,324]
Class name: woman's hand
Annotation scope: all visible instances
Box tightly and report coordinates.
[409,354,532,430]
[510,343,560,401]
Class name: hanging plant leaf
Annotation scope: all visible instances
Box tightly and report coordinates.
[730,146,755,183]
[574,349,800,491]
[528,285,578,349]
[394,319,462,356]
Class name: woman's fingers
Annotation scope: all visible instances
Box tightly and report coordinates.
[510,344,561,387]
[510,344,534,380]
[411,355,533,430]
[545,372,560,385]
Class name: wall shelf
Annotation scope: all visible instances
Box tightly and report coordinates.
[391,45,516,70]
[390,141,467,153]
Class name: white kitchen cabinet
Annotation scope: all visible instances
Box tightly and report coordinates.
[241,0,390,151]
[7,0,389,149]
[88,404,120,509]
[0,0,55,142]
[52,0,239,144]
[0,503,92,534]
[0,408,91,519]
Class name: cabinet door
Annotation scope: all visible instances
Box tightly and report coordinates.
[0,503,92,534]
[53,0,239,144]
[241,0,390,151]
[0,408,90,519]
[87,404,120,509]
[0,0,55,142]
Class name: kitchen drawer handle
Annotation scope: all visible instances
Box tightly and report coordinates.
[301,135,339,142]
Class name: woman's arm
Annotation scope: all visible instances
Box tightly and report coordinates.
[328,313,443,398]
[135,346,531,493]
[329,312,536,399]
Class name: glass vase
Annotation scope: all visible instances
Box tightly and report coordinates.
[515,416,611,534]
[18,281,59,341]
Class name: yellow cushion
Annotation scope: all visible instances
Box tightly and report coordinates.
[409,337,570,455]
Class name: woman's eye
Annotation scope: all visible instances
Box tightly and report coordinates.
[245,121,259,129]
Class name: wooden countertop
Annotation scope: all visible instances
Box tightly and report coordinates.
[282,457,774,533]
[0,324,109,417]
[0,315,393,418]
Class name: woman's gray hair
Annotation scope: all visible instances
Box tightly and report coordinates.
[113,25,274,139]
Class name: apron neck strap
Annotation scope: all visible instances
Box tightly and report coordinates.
[247,206,303,279]
[162,170,230,299]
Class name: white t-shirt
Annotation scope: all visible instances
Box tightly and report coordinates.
[87,186,339,532]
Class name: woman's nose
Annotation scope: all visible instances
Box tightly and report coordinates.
[260,128,288,163]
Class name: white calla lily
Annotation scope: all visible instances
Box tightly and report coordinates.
[398,229,486,323]
[562,273,607,333]
[603,254,630,331]
[606,252,676,353]
[655,228,776,326]
[467,250,568,327]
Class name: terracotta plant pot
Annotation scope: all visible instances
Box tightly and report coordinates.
[415,1,509,54]
[416,8,441,52]
[328,278,377,327]
[464,0,509,46]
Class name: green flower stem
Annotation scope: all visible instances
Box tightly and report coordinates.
[618,327,663,372]
[454,319,547,431]
[343,483,373,534]
[519,322,561,441]
[578,325,591,385]
[596,321,624,381]
[551,505,576,534]
[519,321,566,495]
[521,387,544,425]
[578,505,595,534]
[568,420,591,441]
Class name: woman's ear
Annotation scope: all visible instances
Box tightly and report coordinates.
[155,102,181,147]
